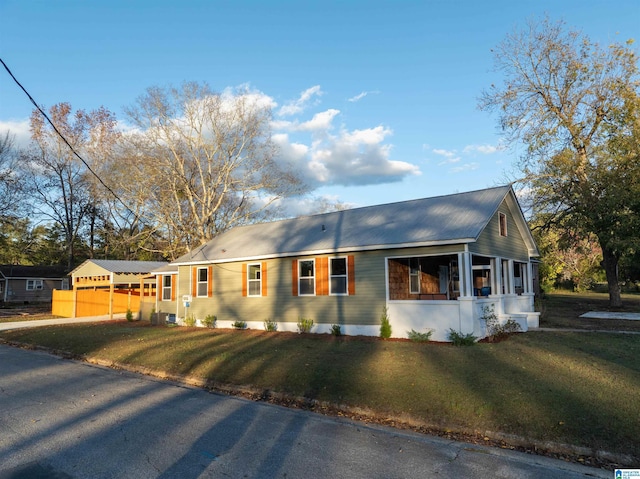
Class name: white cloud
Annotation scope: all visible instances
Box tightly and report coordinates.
[450,162,480,173]
[272,109,340,133]
[278,85,322,116]
[0,120,31,149]
[438,157,461,166]
[463,144,499,155]
[347,90,380,103]
[432,148,457,159]
[347,92,368,103]
[217,86,278,115]
[430,146,490,172]
[272,133,309,164]
[432,148,461,165]
[274,122,420,187]
[297,109,340,132]
[270,193,354,218]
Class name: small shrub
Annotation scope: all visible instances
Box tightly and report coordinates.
[203,314,217,328]
[149,306,156,322]
[297,317,314,333]
[482,305,521,342]
[184,314,196,327]
[379,306,392,339]
[407,329,433,342]
[232,320,247,330]
[448,329,477,346]
[264,318,278,331]
[501,318,522,336]
[330,324,342,336]
[126,309,134,322]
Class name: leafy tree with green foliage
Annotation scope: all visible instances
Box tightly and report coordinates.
[531,216,606,292]
[480,16,640,307]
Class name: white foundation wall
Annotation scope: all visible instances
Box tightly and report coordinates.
[184,318,380,336]
[174,293,539,340]
[387,301,464,342]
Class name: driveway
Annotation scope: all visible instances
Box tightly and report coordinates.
[0,314,125,331]
[0,344,609,479]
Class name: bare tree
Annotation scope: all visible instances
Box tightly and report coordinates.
[480,16,640,307]
[24,103,120,270]
[0,131,26,221]
[123,82,305,258]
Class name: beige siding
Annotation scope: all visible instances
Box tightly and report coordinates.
[469,203,529,261]
[72,263,110,278]
[160,244,471,327]
[4,279,62,302]
[112,272,147,285]
[165,252,387,326]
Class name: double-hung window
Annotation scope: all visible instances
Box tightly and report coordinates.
[196,267,208,297]
[247,263,261,296]
[330,257,348,295]
[26,279,43,291]
[299,260,315,295]
[499,212,508,237]
[162,275,172,301]
[409,258,420,294]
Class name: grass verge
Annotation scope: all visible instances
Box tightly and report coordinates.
[0,303,60,323]
[539,291,640,331]
[1,319,638,469]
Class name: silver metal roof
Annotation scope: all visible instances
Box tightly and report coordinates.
[71,260,169,275]
[174,186,522,265]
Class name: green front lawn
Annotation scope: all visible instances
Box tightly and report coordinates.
[539,292,640,331]
[1,315,638,467]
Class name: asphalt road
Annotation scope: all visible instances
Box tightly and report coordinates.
[0,344,609,479]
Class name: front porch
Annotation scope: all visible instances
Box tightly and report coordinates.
[385,252,539,341]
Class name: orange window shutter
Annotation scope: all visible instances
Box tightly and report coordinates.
[208,266,213,297]
[191,267,197,297]
[292,260,298,296]
[261,262,268,296]
[318,257,328,295]
[348,255,356,295]
[156,276,161,296]
[171,274,177,301]
[241,264,247,297]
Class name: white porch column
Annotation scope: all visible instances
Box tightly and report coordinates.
[507,259,515,294]
[500,260,508,295]
[459,252,473,297]
[491,257,502,296]
[526,262,534,294]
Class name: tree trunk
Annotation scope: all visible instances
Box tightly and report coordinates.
[600,241,623,308]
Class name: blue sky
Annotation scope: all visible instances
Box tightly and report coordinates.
[1,0,638,213]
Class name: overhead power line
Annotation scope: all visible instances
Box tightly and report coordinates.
[0,57,134,215]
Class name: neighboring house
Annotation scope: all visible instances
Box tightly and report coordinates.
[153,186,540,341]
[150,263,180,323]
[0,264,69,303]
[53,259,169,318]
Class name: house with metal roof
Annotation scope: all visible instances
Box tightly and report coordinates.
[54,259,169,318]
[70,259,169,289]
[153,185,540,341]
